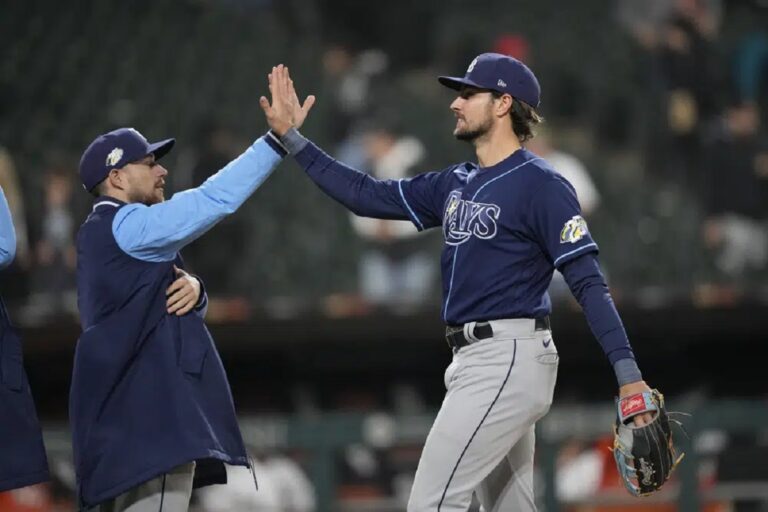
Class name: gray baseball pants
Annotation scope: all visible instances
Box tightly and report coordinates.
[91,462,196,512]
[408,319,559,512]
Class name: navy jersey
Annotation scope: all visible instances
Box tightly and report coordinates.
[292,139,597,325]
[399,149,597,324]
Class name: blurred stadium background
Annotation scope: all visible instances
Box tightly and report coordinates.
[1,0,768,510]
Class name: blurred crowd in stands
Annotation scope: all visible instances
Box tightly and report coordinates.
[2,0,768,325]
[2,2,767,511]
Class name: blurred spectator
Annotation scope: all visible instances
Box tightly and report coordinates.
[735,31,768,107]
[653,14,723,185]
[0,484,51,512]
[729,0,768,110]
[617,0,722,49]
[197,462,279,511]
[21,165,77,324]
[556,439,602,502]
[619,0,724,186]
[197,455,315,512]
[337,443,393,504]
[346,123,436,309]
[701,101,768,279]
[0,147,30,303]
[527,129,601,216]
[261,454,316,512]
[321,44,389,147]
[182,122,249,300]
[0,457,76,512]
[492,33,530,62]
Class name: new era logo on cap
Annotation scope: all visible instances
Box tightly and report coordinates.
[79,128,175,192]
[438,52,541,108]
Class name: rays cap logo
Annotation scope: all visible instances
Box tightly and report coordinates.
[106,148,123,167]
[438,52,541,108]
[79,127,175,192]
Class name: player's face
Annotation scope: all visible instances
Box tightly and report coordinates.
[121,155,168,206]
[450,87,495,141]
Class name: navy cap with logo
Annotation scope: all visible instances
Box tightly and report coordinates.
[79,128,175,191]
[438,52,541,108]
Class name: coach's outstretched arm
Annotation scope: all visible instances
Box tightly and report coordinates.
[113,137,283,262]
[112,73,313,263]
[0,186,16,268]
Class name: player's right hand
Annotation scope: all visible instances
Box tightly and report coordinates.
[259,64,315,136]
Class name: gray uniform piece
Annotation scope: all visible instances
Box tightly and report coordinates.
[92,462,196,512]
[407,319,558,511]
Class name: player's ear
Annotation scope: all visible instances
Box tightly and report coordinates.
[106,168,124,191]
[495,94,514,118]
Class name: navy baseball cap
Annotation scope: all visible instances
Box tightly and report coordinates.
[438,52,541,108]
[79,128,175,191]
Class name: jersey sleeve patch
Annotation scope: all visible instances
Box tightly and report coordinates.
[559,215,589,244]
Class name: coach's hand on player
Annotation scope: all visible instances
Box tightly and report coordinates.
[166,266,201,316]
[260,64,315,136]
[619,380,655,427]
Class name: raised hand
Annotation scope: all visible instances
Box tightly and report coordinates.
[259,64,315,136]
[287,69,315,131]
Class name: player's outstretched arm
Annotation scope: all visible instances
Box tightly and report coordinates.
[260,65,442,229]
[0,185,17,268]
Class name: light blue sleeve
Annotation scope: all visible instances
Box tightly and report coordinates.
[0,186,17,268]
[113,136,284,262]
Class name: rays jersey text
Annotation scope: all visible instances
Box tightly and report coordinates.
[443,190,501,246]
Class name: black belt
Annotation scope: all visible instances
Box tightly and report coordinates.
[445,316,550,350]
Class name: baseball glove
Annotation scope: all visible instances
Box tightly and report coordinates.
[612,389,684,496]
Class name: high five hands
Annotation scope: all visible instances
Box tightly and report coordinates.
[259,64,316,137]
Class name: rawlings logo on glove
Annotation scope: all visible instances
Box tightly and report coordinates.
[620,394,648,417]
[612,389,685,496]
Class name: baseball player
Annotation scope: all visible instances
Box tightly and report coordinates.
[263,59,655,511]
[0,185,50,491]
[70,91,310,511]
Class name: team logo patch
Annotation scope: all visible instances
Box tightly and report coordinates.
[443,190,500,246]
[497,79,507,88]
[106,147,123,167]
[559,215,589,244]
[467,57,478,73]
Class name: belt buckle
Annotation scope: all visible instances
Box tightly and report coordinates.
[445,325,462,348]
[446,325,463,337]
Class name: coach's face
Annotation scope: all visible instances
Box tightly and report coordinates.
[120,154,168,205]
[451,87,496,141]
